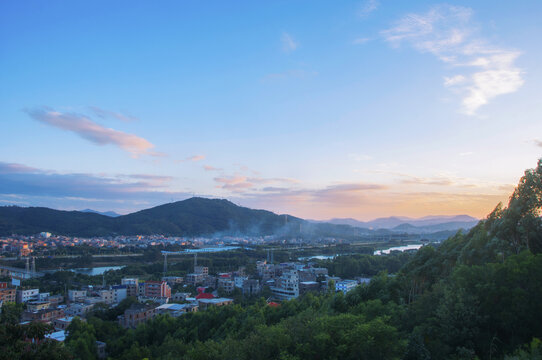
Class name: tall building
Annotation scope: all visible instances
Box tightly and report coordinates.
[121,278,139,297]
[271,270,299,300]
[0,288,16,303]
[144,281,171,298]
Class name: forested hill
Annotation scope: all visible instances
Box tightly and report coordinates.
[0,197,303,237]
[56,159,542,359]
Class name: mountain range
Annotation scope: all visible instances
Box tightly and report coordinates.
[325,215,479,234]
[0,197,478,238]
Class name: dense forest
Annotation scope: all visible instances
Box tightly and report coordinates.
[1,159,541,359]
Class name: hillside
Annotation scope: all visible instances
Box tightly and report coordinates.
[0,198,302,237]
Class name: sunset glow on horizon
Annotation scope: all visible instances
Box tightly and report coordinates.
[1,1,541,221]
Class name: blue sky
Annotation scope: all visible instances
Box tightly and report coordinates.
[1,0,541,220]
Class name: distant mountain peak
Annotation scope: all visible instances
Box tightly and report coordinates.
[80,209,121,217]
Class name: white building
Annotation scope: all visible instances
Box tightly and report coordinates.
[68,290,87,302]
[98,289,114,304]
[16,288,39,303]
[271,270,299,300]
[112,285,127,304]
[335,280,358,294]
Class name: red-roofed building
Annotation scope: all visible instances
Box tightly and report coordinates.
[267,302,280,308]
[196,292,215,300]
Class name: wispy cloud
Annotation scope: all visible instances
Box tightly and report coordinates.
[348,153,373,161]
[203,165,222,171]
[358,0,379,18]
[0,162,190,210]
[352,37,371,45]
[187,155,205,162]
[88,106,138,122]
[176,155,206,163]
[214,176,253,192]
[281,32,298,52]
[214,175,298,193]
[382,4,524,115]
[25,106,159,157]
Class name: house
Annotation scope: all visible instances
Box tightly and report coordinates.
[194,266,208,276]
[22,307,65,323]
[171,292,191,302]
[162,276,183,286]
[26,300,50,312]
[242,279,261,296]
[96,341,106,359]
[53,316,75,331]
[155,303,198,317]
[98,289,115,304]
[197,297,233,310]
[335,280,358,294]
[185,273,205,286]
[68,290,87,302]
[217,278,235,294]
[299,281,320,295]
[47,294,64,306]
[45,330,66,342]
[118,303,156,328]
[65,303,95,317]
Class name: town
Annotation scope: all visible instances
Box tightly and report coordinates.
[0,232,386,358]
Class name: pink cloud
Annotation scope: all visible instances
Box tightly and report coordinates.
[214,176,254,192]
[204,165,222,171]
[176,155,206,163]
[25,107,156,157]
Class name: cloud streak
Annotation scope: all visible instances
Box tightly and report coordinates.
[88,106,138,122]
[358,0,379,18]
[382,4,524,115]
[0,162,190,212]
[204,165,222,171]
[214,175,299,193]
[281,32,298,52]
[25,107,158,157]
[176,155,206,163]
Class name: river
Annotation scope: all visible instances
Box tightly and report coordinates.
[373,244,423,255]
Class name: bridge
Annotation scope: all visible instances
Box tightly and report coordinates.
[0,264,44,279]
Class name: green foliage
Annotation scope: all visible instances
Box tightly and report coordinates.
[316,251,413,278]
[0,302,24,325]
[0,322,72,360]
[505,338,542,360]
[66,318,98,360]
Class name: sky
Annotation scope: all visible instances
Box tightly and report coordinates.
[1,0,542,221]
